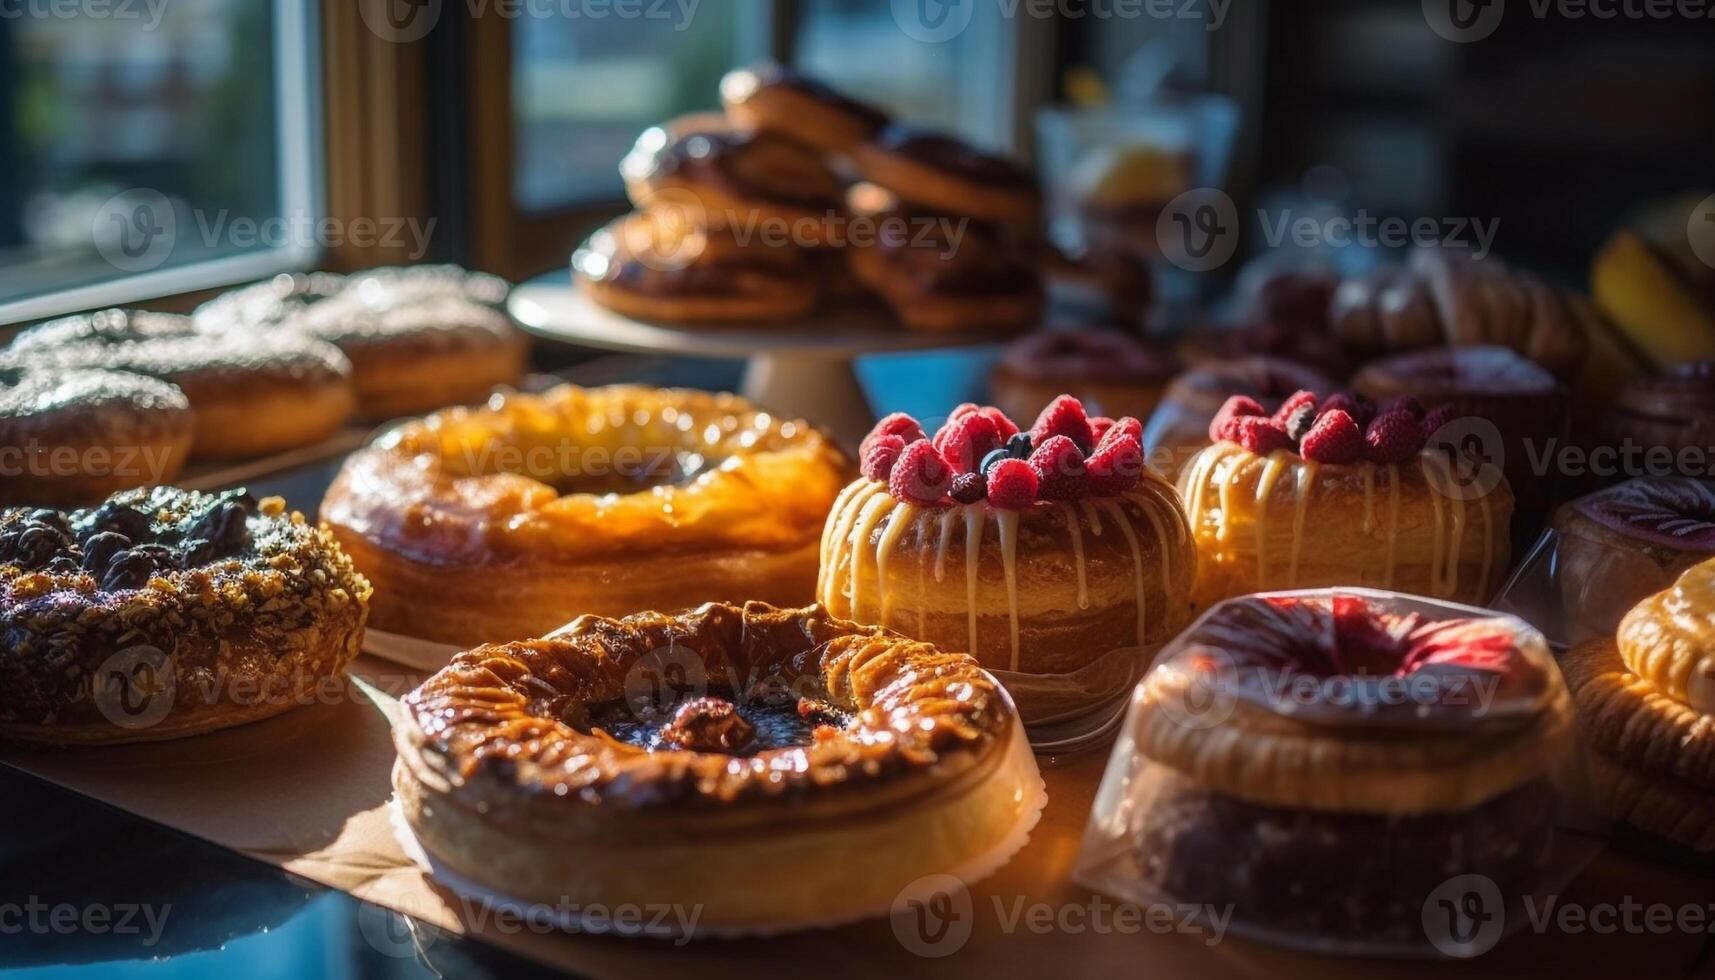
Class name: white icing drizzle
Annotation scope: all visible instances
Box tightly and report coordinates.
[1061,503,1090,610]
[1362,465,1375,533]
[963,506,986,659]
[1384,464,1401,588]
[849,491,896,622]
[934,508,959,583]
[1423,457,1446,596]
[996,509,1022,670]
[818,479,871,598]
[1128,491,1176,584]
[1254,452,1287,589]
[875,502,917,628]
[822,482,884,614]
[1288,461,1318,587]
[1102,499,1150,645]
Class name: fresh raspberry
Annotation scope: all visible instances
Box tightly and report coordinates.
[933,412,1004,474]
[1030,395,1095,453]
[1097,416,1145,450]
[1320,393,1374,428]
[862,413,924,461]
[1421,404,1460,438]
[948,402,981,421]
[1364,409,1428,464]
[1381,396,1426,420]
[1272,390,1319,441]
[1087,434,1145,495]
[979,406,1020,439]
[1298,409,1363,464]
[1230,416,1292,456]
[1209,395,1265,443]
[860,434,907,482]
[949,472,987,504]
[985,458,1039,509]
[889,440,955,504]
[1088,416,1116,445]
[1028,434,1089,500]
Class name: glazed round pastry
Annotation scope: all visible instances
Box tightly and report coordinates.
[719,63,889,155]
[1553,478,1715,643]
[845,183,1042,333]
[1353,344,1566,510]
[1128,592,1568,952]
[621,125,846,245]
[9,309,354,459]
[392,601,1043,933]
[1616,556,1715,715]
[852,126,1041,228]
[574,212,821,323]
[990,330,1177,427]
[1598,362,1715,468]
[1178,392,1514,608]
[0,488,371,746]
[820,400,1194,684]
[196,265,524,419]
[1141,356,1333,476]
[0,362,193,507]
[1564,640,1715,852]
[321,385,848,646]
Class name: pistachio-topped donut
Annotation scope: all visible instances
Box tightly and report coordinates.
[321,384,850,646]
[10,308,355,459]
[393,601,1043,934]
[0,488,371,745]
[0,361,193,506]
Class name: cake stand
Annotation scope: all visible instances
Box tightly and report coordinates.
[508,276,1017,446]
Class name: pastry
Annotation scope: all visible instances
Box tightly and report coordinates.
[1328,248,1595,383]
[8,309,354,459]
[1177,390,1514,608]
[393,601,1044,934]
[1564,555,1715,851]
[574,211,821,323]
[620,125,847,245]
[0,488,371,745]
[321,384,848,646]
[1352,345,1566,511]
[719,62,890,156]
[852,126,1041,228]
[1592,202,1715,374]
[989,329,1178,427]
[818,397,1195,682]
[845,182,1042,333]
[1141,356,1334,477]
[1124,591,1569,953]
[1598,361,1715,468]
[0,361,193,507]
[1553,478,1715,643]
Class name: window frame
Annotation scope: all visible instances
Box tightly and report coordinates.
[0,0,326,327]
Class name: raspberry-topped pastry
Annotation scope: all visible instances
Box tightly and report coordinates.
[818,396,1195,691]
[1102,591,1569,954]
[1176,390,1514,608]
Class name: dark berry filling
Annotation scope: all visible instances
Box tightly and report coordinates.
[0,489,259,591]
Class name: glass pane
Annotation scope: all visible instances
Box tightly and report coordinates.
[0,0,293,314]
[511,2,756,212]
[793,0,1010,150]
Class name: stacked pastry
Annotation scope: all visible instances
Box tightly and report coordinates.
[1564,555,1715,851]
[576,62,1044,332]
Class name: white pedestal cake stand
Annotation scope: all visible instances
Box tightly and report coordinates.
[508,278,1013,447]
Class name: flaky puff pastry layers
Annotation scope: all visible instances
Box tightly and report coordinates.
[1176,442,1514,610]
[322,385,848,646]
[817,475,1196,676]
[392,602,1044,934]
[1565,556,1715,850]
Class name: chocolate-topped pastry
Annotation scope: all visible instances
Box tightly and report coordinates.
[621,125,847,242]
[990,329,1179,426]
[1143,356,1334,474]
[0,487,370,745]
[1554,477,1715,642]
[197,265,526,419]
[0,361,193,506]
[720,62,889,155]
[9,309,354,459]
[392,601,1045,935]
[575,212,821,324]
[853,125,1041,227]
[1599,362,1715,469]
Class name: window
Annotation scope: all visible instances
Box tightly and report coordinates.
[0,0,320,325]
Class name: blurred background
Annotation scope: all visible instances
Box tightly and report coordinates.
[0,0,1709,327]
